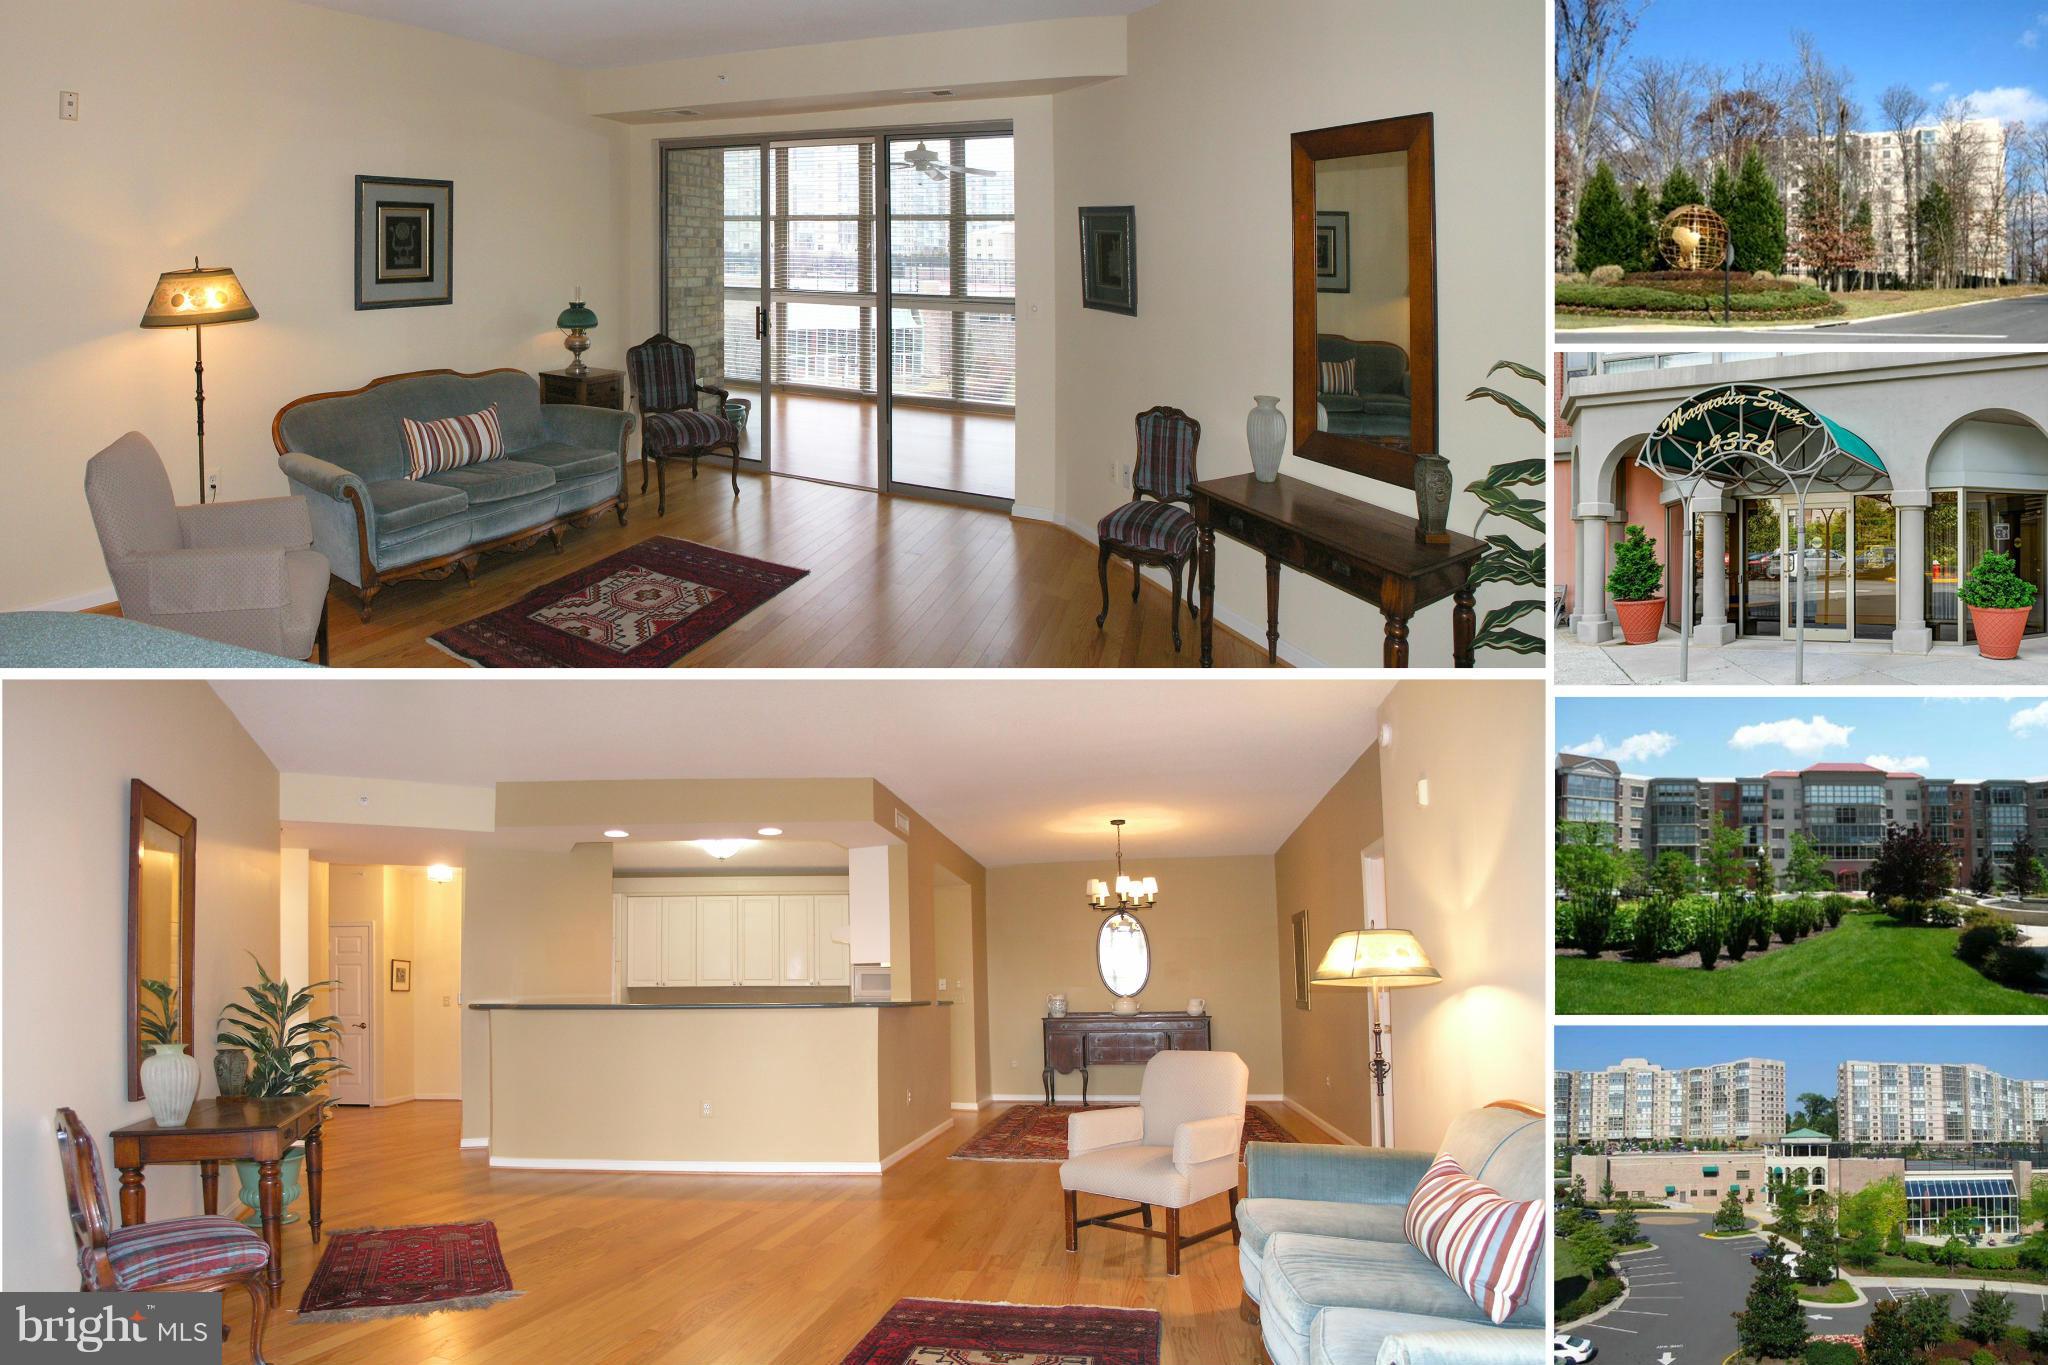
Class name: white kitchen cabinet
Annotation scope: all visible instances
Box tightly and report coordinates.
[660,898,697,985]
[738,896,779,985]
[624,896,663,987]
[696,896,739,984]
[777,896,814,985]
[813,894,851,986]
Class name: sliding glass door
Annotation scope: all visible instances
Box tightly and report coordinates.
[662,143,769,472]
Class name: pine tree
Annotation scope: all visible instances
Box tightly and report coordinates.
[1709,162,1737,222]
[1606,525,1663,603]
[1611,1198,1640,1247]
[1573,162,1639,272]
[1963,1288,2014,1345]
[1903,1288,1952,1347]
[1797,1203,1838,1285]
[1714,1186,1748,1232]
[1863,1299,1917,1365]
[1735,1237,1810,1360]
[1657,164,1705,218]
[1628,181,1658,271]
[1726,148,1787,274]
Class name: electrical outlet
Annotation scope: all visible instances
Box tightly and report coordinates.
[1325,1075,1332,1089]
[701,1101,712,1118]
[1009,1058,1017,1069]
[59,91,79,121]
[206,473,220,500]
[905,1089,913,1106]
[442,995,451,1007]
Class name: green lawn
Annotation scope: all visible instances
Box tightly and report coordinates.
[1797,1279,1859,1303]
[1555,913,2048,1015]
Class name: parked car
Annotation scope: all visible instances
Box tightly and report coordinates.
[1554,1334,1596,1363]
[1749,1249,1799,1270]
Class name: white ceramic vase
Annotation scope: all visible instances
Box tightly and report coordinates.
[1111,996,1141,1016]
[140,1043,199,1127]
[1247,395,1286,482]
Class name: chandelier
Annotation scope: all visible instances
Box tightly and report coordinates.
[1085,818,1157,912]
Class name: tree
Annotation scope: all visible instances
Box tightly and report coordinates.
[1773,1178,1807,1235]
[1797,1200,1838,1285]
[1735,1236,1809,1361]
[1555,0,1646,266]
[1903,1288,1952,1348]
[1725,147,1788,274]
[1574,162,1640,271]
[1790,1092,1838,1137]
[1567,1173,1589,1210]
[1918,182,1960,288]
[1558,823,1622,956]
[1964,1288,2014,1346]
[1938,1204,1982,1241]
[1628,180,1658,271]
[1599,1172,1617,1205]
[1703,814,1752,899]
[1973,853,1995,895]
[2029,1302,2048,1354]
[1842,1224,1884,1269]
[1611,1198,1640,1247]
[1715,1186,1748,1233]
[1783,832,1831,893]
[2009,839,2041,898]
[1840,1176,1907,1254]
[1649,849,1697,902]
[1568,1222,1616,1282]
[1936,1234,1968,1267]
[1796,160,1872,292]
[2016,1229,2048,1274]
[1879,83,1930,283]
[1862,1299,1917,1365]
[1656,163,1705,218]
[1867,823,1954,918]
[2026,1174,2048,1227]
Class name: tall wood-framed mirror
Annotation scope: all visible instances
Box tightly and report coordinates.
[1291,113,1445,538]
[128,780,196,1102]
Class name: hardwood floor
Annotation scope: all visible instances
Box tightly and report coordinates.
[219,1099,1333,1364]
[727,387,1016,501]
[325,466,1277,668]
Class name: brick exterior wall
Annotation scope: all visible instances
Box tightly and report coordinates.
[663,147,728,388]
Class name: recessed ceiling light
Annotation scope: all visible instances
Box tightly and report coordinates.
[604,829,629,839]
[692,839,755,860]
[757,827,783,837]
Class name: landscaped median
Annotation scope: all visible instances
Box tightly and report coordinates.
[1556,267,1839,323]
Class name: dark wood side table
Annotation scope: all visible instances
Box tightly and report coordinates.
[1043,1012,1211,1105]
[109,1095,325,1292]
[539,367,624,410]
[1191,473,1488,668]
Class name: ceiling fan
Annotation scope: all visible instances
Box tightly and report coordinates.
[891,142,994,182]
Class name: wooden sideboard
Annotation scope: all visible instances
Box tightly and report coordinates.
[1042,1011,1211,1105]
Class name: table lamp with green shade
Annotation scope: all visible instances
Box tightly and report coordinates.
[139,259,258,503]
[1311,928,1440,1148]
[557,291,598,377]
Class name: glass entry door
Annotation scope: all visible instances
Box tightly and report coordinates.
[1965,492,2048,637]
[1795,502,1851,640]
[1739,496,1896,641]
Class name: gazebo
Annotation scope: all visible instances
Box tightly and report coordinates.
[1635,383,1887,682]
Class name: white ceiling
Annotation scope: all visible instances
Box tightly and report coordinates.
[295,0,1155,70]
[213,679,1389,866]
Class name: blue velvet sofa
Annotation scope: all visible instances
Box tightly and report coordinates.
[272,368,633,618]
[1316,336,1411,444]
[1238,1103,1546,1365]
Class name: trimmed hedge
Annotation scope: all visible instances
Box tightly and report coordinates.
[1622,269,1804,294]
[1556,282,1841,316]
[1556,1272,1624,1324]
[1802,1343,1859,1365]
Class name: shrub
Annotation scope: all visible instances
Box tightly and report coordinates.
[1958,923,2007,967]
[1777,273,1809,288]
[1925,900,1963,927]
[1557,1273,1624,1323]
[1555,271,1588,285]
[1590,263,1625,285]
[1777,898,1806,944]
[1696,911,1724,970]
[1963,1288,2013,1345]
[1822,893,1854,926]
[1959,551,2041,610]
[1802,1343,1859,1365]
[1969,1349,1997,1365]
[1607,525,1663,603]
[1630,898,1672,961]
[1752,904,1775,953]
[1753,269,1778,282]
[1619,270,1802,295]
[1572,900,1615,957]
[1986,944,2044,987]
[1555,281,1839,314]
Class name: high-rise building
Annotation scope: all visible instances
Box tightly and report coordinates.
[1783,116,2011,284]
[1555,1056,1785,1145]
[1555,752,1646,854]
[1837,1060,2048,1144]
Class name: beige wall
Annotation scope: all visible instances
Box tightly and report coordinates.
[933,885,981,1105]
[986,856,1283,1099]
[872,781,988,1006]
[3,682,280,1290]
[876,1003,955,1158]
[408,871,464,1100]
[1049,0,1544,666]
[0,0,622,610]
[1273,746,1386,1145]
[1378,680,1547,1149]
[1315,153,1410,347]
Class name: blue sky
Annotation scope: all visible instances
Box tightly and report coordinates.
[1622,0,2048,128]
[1557,695,2048,780]
[1556,1025,2048,1099]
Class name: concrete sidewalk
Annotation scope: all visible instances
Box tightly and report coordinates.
[1555,628,2048,686]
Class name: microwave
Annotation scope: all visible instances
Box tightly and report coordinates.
[850,965,892,1001]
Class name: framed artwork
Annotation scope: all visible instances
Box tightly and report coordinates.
[1078,205,1137,315]
[1315,210,1351,293]
[1291,912,1312,1011]
[356,175,453,309]
[389,959,412,992]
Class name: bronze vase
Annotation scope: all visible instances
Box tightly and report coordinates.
[213,1047,251,1098]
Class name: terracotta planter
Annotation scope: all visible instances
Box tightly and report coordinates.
[1968,604,2032,660]
[1613,597,1665,645]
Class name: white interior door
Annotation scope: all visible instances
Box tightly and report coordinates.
[696,896,738,984]
[660,898,698,985]
[625,897,663,988]
[814,894,851,986]
[739,896,779,985]
[326,921,374,1106]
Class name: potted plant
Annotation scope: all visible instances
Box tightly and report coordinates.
[1606,524,1665,644]
[1958,551,2038,660]
[214,953,347,1225]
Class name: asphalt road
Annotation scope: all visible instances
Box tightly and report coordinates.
[1568,1211,2048,1365]
[1561,292,2048,345]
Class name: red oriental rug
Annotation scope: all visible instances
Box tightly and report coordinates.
[950,1103,1300,1163]
[428,537,807,667]
[296,1221,520,1322]
[836,1299,1160,1365]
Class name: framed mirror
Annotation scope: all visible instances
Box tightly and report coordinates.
[1291,113,1445,538]
[129,780,196,1102]
[1096,912,1151,998]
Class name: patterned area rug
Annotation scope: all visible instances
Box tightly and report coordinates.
[836,1299,1160,1365]
[951,1103,1300,1162]
[296,1221,520,1322]
[428,537,807,667]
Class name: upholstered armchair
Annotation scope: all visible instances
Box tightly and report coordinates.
[85,432,329,663]
[626,334,742,509]
[1059,1050,1248,1276]
[1095,406,1203,651]
[57,1109,275,1364]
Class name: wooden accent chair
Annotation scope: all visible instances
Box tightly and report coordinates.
[1059,1050,1248,1276]
[57,1109,274,1364]
[625,334,742,510]
[1095,406,1202,651]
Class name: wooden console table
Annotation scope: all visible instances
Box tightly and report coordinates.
[1191,473,1487,668]
[1043,1012,1211,1105]
[110,1095,325,1292]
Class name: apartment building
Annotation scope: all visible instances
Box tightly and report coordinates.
[1555,1056,1786,1146]
[1555,751,1646,854]
[1837,1060,2048,1145]
[1783,116,2011,284]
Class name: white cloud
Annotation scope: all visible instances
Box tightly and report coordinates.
[1728,715,1853,756]
[1930,81,1951,95]
[1957,85,2048,125]
[1570,730,1677,765]
[2024,28,2040,50]
[1866,753,1930,772]
[2010,700,2048,735]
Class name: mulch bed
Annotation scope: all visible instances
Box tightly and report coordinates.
[1555,927,1839,969]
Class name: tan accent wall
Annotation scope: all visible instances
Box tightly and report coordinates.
[459,845,615,1142]
[933,884,980,1105]
[986,856,1283,1099]
[2,682,280,1290]
[1273,747,1384,1145]
[872,780,988,1006]
[1378,680,1547,1149]
[876,1003,955,1158]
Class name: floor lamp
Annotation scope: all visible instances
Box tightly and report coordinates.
[1311,929,1441,1148]
[140,259,258,503]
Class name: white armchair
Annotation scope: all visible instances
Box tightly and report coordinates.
[1058,1049,1249,1276]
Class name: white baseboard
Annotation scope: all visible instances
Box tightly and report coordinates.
[991,1092,1288,1105]
[1282,1097,1368,1147]
[487,1120,955,1176]
[371,1094,414,1107]
[950,1101,986,1111]
[411,1093,462,1102]
[878,1119,956,1172]
[459,1137,490,1150]
[33,585,116,612]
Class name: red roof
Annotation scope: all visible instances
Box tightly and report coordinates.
[1804,763,1886,774]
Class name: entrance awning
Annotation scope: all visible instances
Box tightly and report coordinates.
[1639,384,1887,496]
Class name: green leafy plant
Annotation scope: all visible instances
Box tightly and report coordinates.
[1460,359,1545,658]
[137,979,179,1045]
[1958,551,2040,609]
[214,953,348,1098]
[1605,525,1663,602]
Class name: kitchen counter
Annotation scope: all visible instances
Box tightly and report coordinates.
[469,999,946,1010]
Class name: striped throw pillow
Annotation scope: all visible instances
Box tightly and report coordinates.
[1318,357,1357,396]
[403,405,505,479]
[1403,1153,1543,1324]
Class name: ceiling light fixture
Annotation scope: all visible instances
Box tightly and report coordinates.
[1085,818,1157,913]
[604,829,629,839]
[692,839,755,860]
[757,827,783,837]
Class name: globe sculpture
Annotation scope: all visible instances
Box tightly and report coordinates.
[1657,204,1730,272]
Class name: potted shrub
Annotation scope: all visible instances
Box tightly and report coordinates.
[1606,524,1666,644]
[214,954,346,1225]
[1959,551,2038,659]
